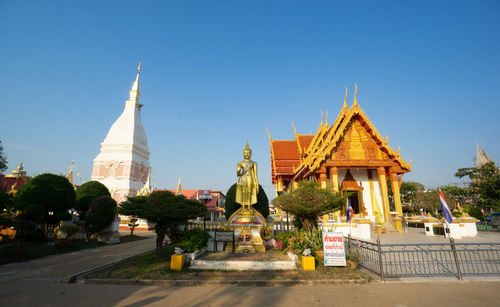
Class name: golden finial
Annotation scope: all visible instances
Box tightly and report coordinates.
[344,87,348,108]
[266,128,272,141]
[385,134,389,143]
[409,159,412,168]
[291,121,298,135]
[325,110,329,125]
[243,140,252,154]
[138,62,141,72]
[398,146,401,155]
[321,110,324,126]
[353,83,358,106]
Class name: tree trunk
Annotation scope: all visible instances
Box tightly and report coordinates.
[156,229,165,258]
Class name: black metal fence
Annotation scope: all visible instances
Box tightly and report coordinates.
[345,236,500,281]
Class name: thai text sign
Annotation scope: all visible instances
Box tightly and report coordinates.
[323,232,346,266]
[214,231,234,242]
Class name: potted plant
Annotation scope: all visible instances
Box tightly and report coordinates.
[304,226,323,260]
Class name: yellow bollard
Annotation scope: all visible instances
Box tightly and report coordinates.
[170,254,186,271]
[301,256,315,271]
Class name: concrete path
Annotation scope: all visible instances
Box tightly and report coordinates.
[0,234,156,283]
[1,280,499,306]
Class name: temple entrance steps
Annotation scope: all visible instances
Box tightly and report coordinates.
[370,220,398,235]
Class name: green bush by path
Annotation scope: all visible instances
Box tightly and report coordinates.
[182,229,208,252]
[84,196,117,241]
[75,181,111,219]
[14,173,75,226]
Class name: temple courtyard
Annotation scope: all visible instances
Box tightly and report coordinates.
[1,230,500,306]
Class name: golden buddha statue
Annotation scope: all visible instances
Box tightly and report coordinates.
[236,141,259,212]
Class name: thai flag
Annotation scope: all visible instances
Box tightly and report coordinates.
[439,189,453,224]
[346,198,354,222]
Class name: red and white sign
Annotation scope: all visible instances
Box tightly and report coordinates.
[323,232,346,266]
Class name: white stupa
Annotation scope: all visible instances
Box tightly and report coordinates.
[91,63,150,204]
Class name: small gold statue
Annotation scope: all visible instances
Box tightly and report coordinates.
[236,141,259,211]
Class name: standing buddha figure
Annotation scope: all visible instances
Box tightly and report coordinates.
[236,141,259,212]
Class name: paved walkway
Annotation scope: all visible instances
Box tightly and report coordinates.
[0,234,156,283]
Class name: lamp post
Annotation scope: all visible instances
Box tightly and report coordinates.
[199,190,213,230]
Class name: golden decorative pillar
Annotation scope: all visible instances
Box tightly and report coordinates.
[377,167,391,223]
[276,177,283,197]
[292,180,298,190]
[319,172,328,189]
[330,167,339,193]
[390,172,403,217]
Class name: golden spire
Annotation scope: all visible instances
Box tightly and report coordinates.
[325,110,329,125]
[175,176,182,195]
[385,134,389,143]
[243,140,252,154]
[398,146,401,156]
[353,83,358,107]
[343,87,348,108]
[266,128,272,141]
[321,110,324,126]
[129,62,141,101]
[409,159,412,168]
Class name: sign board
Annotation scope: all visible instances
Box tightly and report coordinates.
[323,232,346,266]
[214,231,234,242]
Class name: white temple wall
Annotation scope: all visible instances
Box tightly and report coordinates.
[335,168,385,222]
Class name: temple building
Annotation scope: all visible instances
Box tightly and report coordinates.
[0,162,31,195]
[91,64,150,204]
[269,86,412,224]
[475,144,494,167]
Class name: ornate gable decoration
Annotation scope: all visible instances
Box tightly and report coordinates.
[295,85,411,174]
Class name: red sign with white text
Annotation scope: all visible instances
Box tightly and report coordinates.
[323,232,346,266]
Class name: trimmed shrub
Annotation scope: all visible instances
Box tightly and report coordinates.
[75,181,111,219]
[15,173,75,225]
[84,196,117,241]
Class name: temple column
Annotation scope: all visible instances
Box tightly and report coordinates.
[276,177,283,197]
[330,167,339,193]
[292,180,298,190]
[390,172,403,217]
[319,172,328,189]
[377,167,391,222]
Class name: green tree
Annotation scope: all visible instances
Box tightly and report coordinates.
[0,190,14,228]
[120,190,207,257]
[14,173,75,228]
[456,162,500,212]
[83,196,117,241]
[0,140,7,173]
[224,183,269,219]
[75,181,111,219]
[272,180,344,233]
[413,189,440,214]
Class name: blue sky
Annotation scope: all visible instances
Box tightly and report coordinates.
[1,1,499,198]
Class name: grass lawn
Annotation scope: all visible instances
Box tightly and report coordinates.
[84,249,368,281]
[0,235,148,265]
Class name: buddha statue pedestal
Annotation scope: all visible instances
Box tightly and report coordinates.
[229,207,266,253]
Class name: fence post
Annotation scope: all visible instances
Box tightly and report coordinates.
[377,239,385,282]
[450,238,463,280]
[347,233,351,257]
